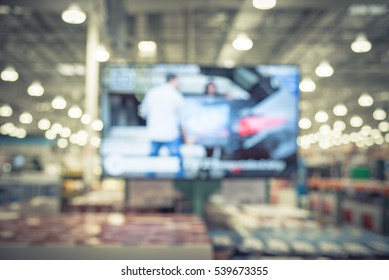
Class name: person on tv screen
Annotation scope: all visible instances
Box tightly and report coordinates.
[139,73,185,177]
[204,81,218,96]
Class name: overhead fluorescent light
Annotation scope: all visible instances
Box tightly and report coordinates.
[315,61,334,77]
[252,0,277,10]
[348,4,388,16]
[138,41,157,57]
[223,59,235,68]
[27,81,44,96]
[57,63,85,76]
[51,96,67,110]
[0,5,11,14]
[351,33,372,53]
[232,33,253,51]
[62,4,86,24]
[68,105,83,119]
[350,115,363,127]
[94,45,110,62]
[378,121,389,133]
[299,78,316,92]
[315,110,329,123]
[1,66,19,82]
[333,103,348,116]
[19,112,33,124]
[38,119,51,130]
[91,119,104,131]
[358,93,374,107]
[333,120,346,132]
[81,113,92,125]
[373,108,386,120]
[298,118,312,129]
[0,104,13,117]
[57,138,69,149]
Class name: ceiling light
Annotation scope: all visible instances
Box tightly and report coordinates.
[51,96,67,110]
[360,125,372,136]
[299,118,312,129]
[223,59,235,68]
[370,129,381,138]
[57,138,69,149]
[333,120,346,131]
[19,112,33,124]
[385,133,389,143]
[61,4,86,24]
[27,80,44,96]
[91,119,104,131]
[77,138,88,146]
[297,136,310,148]
[333,103,348,116]
[51,123,63,134]
[68,105,83,119]
[348,4,388,16]
[378,121,389,133]
[0,104,13,117]
[0,5,11,14]
[315,110,328,123]
[351,33,372,53]
[60,127,72,138]
[375,137,384,145]
[232,33,253,51]
[45,130,57,140]
[76,130,89,146]
[38,119,51,130]
[358,93,374,107]
[56,63,74,76]
[341,134,351,145]
[15,128,26,139]
[350,115,363,127]
[319,124,331,135]
[90,136,101,148]
[69,134,79,144]
[94,45,110,62]
[81,113,92,125]
[373,108,386,120]
[1,123,15,135]
[138,41,157,57]
[252,0,277,10]
[57,63,85,76]
[319,139,331,150]
[299,78,316,92]
[1,66,19,82]
[315,61,334,77]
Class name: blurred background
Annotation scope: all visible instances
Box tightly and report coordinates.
[0,0,389,259]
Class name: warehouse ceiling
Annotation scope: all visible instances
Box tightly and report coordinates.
[0,0,388,150]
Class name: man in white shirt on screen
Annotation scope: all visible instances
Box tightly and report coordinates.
[139,73,185,177]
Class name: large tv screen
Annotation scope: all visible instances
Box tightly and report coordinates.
[100,64,300,179]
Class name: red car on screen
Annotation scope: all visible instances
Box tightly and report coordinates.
[238,116,286,137]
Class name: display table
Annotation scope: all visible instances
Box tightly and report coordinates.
[0,213,212,260]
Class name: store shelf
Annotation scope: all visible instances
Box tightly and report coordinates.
[306,178,389,235]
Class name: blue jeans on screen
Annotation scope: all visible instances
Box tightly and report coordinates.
[147,137,184,178]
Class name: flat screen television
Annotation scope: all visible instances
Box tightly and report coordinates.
[100,64,300,179]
